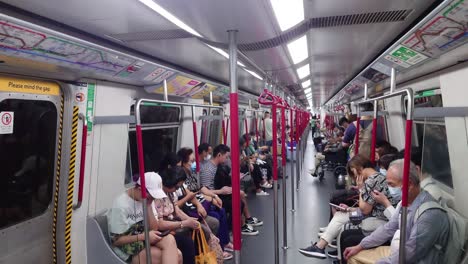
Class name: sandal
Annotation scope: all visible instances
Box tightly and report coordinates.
[223,251,233,260]
[224,242,234,252]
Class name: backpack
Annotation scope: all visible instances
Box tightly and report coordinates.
[413,199,468,263]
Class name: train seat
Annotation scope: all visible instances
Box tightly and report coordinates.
[87,211,127,264]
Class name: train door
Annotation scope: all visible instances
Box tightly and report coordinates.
[0,76,63,263]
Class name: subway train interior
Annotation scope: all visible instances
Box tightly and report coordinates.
[0,0,467,263]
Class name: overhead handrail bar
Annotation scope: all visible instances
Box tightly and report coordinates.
[73,113,87,210]
[353,87,414,264]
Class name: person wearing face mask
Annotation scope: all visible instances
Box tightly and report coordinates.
[344,159,449,264]
[299,154,398,259]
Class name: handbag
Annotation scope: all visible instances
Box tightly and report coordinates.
[348,209,364,225]
[192,228,217,264]
[201,217,224,264]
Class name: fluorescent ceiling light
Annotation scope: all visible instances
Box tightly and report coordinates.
[270,0,304,31]
[305,89,312,95]
[296,64,310,79]
[138,0,202,37]
[302,80,311,88]
[244,69,263,80]
[287,36,308,64]
[206,45,246,67]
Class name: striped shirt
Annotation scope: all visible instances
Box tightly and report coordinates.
[199,160,218,190]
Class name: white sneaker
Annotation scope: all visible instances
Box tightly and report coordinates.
[260,182,272,189]
[319,227,327,232]
[256,190,270,196]
[241,225,259,236]
[318,232,324,238]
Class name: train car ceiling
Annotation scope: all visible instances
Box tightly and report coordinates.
[326,0,468,107]
[0,0,446,108]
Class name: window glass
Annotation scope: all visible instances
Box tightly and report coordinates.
[130,103,181,125]
[420,120,453,188]
[127,127,178,181]
[200,109,222,146]
[0,99,57,229]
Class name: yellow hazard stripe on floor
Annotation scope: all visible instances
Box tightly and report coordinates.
[64,106,79,264]
[53,94,64,264]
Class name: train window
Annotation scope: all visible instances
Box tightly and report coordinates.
[407,89,453,188]
[126,128,179,184]
[130,103,181,125]
[0,99,57,229]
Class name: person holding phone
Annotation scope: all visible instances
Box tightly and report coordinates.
[299,154,398,259]
[107,173,181,264]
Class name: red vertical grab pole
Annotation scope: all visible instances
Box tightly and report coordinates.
[230,93,241,251]
[401,120,413,207]
[281,107,286,167]
[370,118,377,163]
[221,119,227,144]
[354,117,361,156]
[272,105,278,180]
[244,118,248,136]
[192,119,200,173]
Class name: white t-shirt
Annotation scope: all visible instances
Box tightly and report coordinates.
[108,192,158,260]
[265,118,273,141]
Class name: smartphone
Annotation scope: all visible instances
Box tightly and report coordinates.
[329,203,347,211]
[158,230,171,237]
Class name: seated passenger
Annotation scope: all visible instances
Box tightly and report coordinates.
[335,154,400,262]
[200,144,263,235]
[344,160,450,263]
[299,154,399,259]
[107,174,181,264]
[240,136,271,195]
[176,147,233,259]
[192,143,213,172]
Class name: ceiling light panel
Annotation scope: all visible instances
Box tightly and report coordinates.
[287,36,308,64]
[244,69,263,80]
[270,0,304,31]
[138,0,202,37]
[305,88,312,95]
[296,64,310,79]
[302,80,311,88]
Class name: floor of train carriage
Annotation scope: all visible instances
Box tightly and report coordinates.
[229,132,336,264]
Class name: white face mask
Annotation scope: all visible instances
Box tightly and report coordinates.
[204,154,212,161]
[380,168,387,176]
[388,186,402,201]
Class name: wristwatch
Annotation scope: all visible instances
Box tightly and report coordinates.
[180,221,183,229]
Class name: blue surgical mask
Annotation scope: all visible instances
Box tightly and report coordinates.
[380,168,387,176]
[388,186,402,200]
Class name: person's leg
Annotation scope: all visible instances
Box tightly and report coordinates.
[240,191,251,219]
[208,208,230,249]
[317,211,350,248]
[174,233,196,264]
[251,164,263,192]
[338,228,366,263]
[204,215,219,235]
[132,247,162,264]
[347,246,391,264]
[156,235,180,264]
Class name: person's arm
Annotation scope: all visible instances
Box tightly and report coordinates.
[386,209,449,263]
[175,190,196,208]
[372,190,396,219]
[342,124,356,147]
[200,186,223,205]
[359,209,400,249]
[359,192,374,215]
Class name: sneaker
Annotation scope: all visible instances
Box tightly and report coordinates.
[246,217,263,226]
[256,190,270,196]
[328,240,337,249]
[319,227,327,232]
[241,224,259,236]
[327,250,338,259]
[298,243,326,259]
[260,182,273,189]
[317,232,324,238]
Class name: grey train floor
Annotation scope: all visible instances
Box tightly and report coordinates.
[228,133,336,264]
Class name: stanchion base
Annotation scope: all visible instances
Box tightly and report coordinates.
[282,246,289,250]
[290,209,296,212]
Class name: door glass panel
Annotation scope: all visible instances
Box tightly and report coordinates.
[0,99,57,229]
